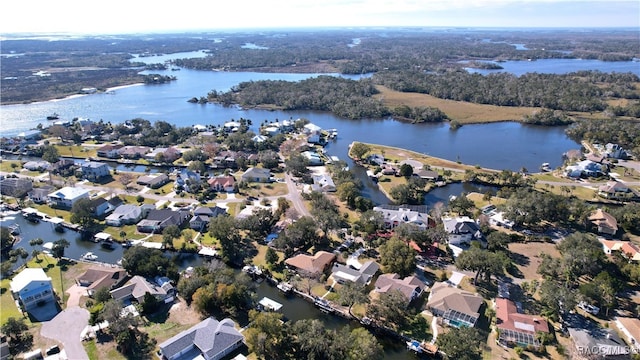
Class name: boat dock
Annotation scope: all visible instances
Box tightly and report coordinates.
[258,297,283,312]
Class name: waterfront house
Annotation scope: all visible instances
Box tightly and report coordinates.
[495,298,549,349]
[207,175,236,192]
[189,206,227,232]
[414,169,440,181]
[0,177,33,198]
[311,174,336,192]
[110,275,175,304]
[10,268,55,311]
[88,197,110,217]
[105,204,143,226]
[588,209,618,236]
[605,143,628,159]
[23,161,50,172]
[17,130,42,141]
[302,151,323,165]
[367,154,385,166]
[118,146,151,159]
[174,169,202,193]
[373,204,431,230]
[331,260,379,286]
[76,268,127,296]
[48,187,90,209]
[598,181,638,201]
[50,159,77,176]
[136,173,170,189]
[442,216,484,246]
[615,317,640,352]
[303,123,322,134]
[565,160,606,178]
[427,281,483,328]
[241,167,271,183]
[158,317,244,360]
[81,161,110,181]
[28,185,54,204]
[374,273,424,305]
[136,209,189,233]
[96,144,123,159]
[284,251,336,276]
[252,134,268,143]
[569,327,629,359]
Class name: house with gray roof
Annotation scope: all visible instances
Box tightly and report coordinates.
[136,209,190,233]
[189,206,227,232]
[158,317,244,360]
[569,327,630,359]
[442,216,484,246]
[427,281,483,328]
[0,178,33,198]
[106,204,144,226]
[137,173,170,189]
[375,273,425,305]
[81,161,111,181]
[109,275,174,304]
[241,167,271,183]
[331,260,379,286]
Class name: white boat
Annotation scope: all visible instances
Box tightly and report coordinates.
[82,252,98,261]
[277,282,293,294]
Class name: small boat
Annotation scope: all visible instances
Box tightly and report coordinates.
[9,224,20,235]
[82,252,98,261]
[25,213,41,223]
[277,282,293,294]
[101,239,115,249]
[46,113,60,120]
[540,162,551,172]
[54,224,65,233]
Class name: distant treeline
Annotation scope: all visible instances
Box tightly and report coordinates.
[566,119,640,156]
[207,76,448,122]
[374,70,640,112]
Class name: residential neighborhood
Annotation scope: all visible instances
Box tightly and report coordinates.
[0,115,639,360]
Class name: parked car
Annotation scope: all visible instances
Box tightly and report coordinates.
[578,301,600,315]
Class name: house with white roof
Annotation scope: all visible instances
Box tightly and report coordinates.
[158,317,244,360]
[241,167,271,183]
[81,161,111,181]
[10,268,55,311]
[331,260,379,286]
[105,204,144,226]
[373,204,431,230]
[48,186,91,209]
[311,174,336,192]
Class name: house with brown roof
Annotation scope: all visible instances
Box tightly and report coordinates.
[427,282,483,328]
[284,251,336,276]
[96,144,123,159]
[374,273,424,304]
[495,298,549,349]
[599,239,640,262]
[615,317,640,352]
[598,181,636,201]
[588,209,618,236]
[207,176,236,192]
[118,146,151,159]
[76,268,128,296]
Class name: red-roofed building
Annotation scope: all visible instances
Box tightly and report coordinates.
[621,242,640,262]
[285,251,336,276]
[496,298,549,349]
[207,176,236,193]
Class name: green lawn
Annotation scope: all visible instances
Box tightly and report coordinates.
[0,255,73,326]
[0,160,23,172]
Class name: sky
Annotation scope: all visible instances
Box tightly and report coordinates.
[1,0,638,34]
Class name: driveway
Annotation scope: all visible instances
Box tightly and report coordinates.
[41,285,90,360]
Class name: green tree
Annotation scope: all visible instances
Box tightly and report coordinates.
[455,246,509,285]
[337,281,369,317]
[29,237,44,260]
[51,238,70,259]
[1,226,14,251]
[244,310,289,360]
[350,142,371,160]
[379,237,416,277]
[366,290,412,331]
[162,225,181,250]
[70,197,97,231]
[209,215,246,265]
[1,317,33,355]
[399,163,414,178]
[265,247,279,266]
[437,326,484,360]
[41,144,60,164]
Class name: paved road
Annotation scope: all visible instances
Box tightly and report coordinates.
[41,306,89,360]
[284,172,311,217]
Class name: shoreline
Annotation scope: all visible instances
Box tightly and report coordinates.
[1,82,145,106]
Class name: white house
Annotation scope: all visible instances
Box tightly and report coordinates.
[373,205,431,230]
[158,317,244,360]
[105,204,143,226]
[311,174,336,192]
[81,161,111,181]
[241,167,271,183]
[10,268,55,311]
[442,216,484,246]
[48,187,91,209]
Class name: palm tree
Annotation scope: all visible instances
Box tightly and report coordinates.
[52,238,70,259]
[29,238,44,260]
